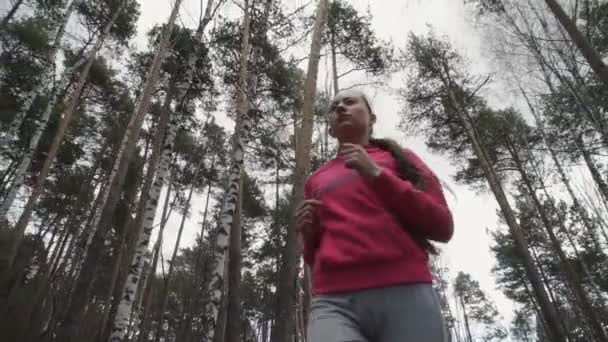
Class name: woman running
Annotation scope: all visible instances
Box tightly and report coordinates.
[297,89,454,342]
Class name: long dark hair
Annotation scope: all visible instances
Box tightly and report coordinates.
[359,96,437,255]
[368,138,437,255]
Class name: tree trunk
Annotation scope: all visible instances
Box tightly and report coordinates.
[1,0,24,27]
[330,31,339,95]
[107,78,177,342]
[543,0,608,86]
[576,134,608,203]
[136,240,162,342]
[521,89,608,246]
[225,177,243,342]
[154,173,198,342]
[273,1,327,342]
[97,180,143,342]
[0,1,125,299]
[0,159,18,193]
[109,78,182,342]
[202,1,251,341]
[502,3,608,145]
[0,74,73,222]
[132,174,173,342]
[0,0,78,151]
[458,296,473,342]
[212,255,231,342]
[438,71,566,341]
[55,3,180,340]
[507,141,608,342]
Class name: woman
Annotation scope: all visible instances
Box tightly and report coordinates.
[296,89,454,342]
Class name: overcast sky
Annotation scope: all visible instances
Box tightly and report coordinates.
[132,0,525,331]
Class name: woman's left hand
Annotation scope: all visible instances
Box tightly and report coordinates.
[340,143,382,180]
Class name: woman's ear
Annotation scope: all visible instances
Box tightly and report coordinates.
[329,126,335,137]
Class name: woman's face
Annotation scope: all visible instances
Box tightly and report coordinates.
[328,90,375,142]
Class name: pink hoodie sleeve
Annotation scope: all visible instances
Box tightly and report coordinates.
[302,178,321,266]
[370,150,454,242]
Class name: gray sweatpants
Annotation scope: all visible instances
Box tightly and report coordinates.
[307,283,448,342]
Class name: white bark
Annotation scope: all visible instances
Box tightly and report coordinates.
[0,4,126,282]
[0,63,79,219]
[0,0,78,149]
[107,5,182,340]
[108,113,180,342]
[80,0,178,276]
[202,1,251,341]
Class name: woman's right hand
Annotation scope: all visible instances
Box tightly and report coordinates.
[295,199,322,242]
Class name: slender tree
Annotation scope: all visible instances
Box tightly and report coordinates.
[0,0,129,286]
[542,0,608,86]
[202,1,251,340]
[402,31,566,341]
[55,2,181,340]
[272,1,328,342]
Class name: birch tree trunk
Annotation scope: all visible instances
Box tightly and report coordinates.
[108,43,183,342]
[154,172,198,342]
[110,78,176,335]
[0,0,78,150]
[273,1,327,342]
[0,2,125,287]
[202,1,251,340]
[55,2,181,340]
[225,177,243,342]
[135,176,174,342]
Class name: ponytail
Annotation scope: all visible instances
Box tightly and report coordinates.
[369,137,437,255]
[368,138,424,189]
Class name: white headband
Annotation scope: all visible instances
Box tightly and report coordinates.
[334,89,375,113]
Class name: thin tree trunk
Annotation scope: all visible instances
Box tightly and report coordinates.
[127,250,153,340]
[56,3,179,340]
[0,0,125,301]
[1,0,24,27]
[97,207,138,341]
[109,70,182,342]
[133,176,173,342]
[438,70,566,341]
[0,159,18,192]
[202,1,251,340]
[273,2,327,342]
[458,296,473,342]
[521,89,608,247]
[154,175,198,342]
[109,79,177,341]
[576,134,608,203]
[225,177,243,342]
[330,31,339,95]
[543,0,608,86]
[1,0,78,150]
[0,74,74,221]
[135,241,161,342]
[508,140,608,341]
[503,3,608,145]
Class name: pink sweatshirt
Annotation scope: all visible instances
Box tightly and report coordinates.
[303,145,453,295]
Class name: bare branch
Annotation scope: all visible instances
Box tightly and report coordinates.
[340,81,384,92]
[337,67,371,79]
